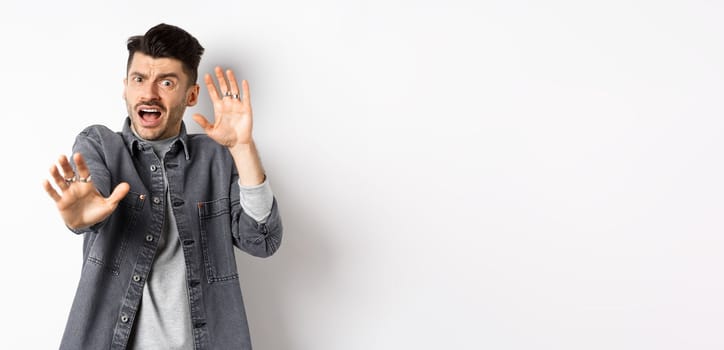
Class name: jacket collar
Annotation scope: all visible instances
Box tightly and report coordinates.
[122,117,191,160]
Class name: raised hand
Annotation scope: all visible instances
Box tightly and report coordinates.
[193,66,254,147]
[43,153,130,230]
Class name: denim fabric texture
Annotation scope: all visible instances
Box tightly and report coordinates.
[59,118,283,350]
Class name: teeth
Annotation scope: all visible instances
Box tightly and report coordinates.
[141,109,159,113]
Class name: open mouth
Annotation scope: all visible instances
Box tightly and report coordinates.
[136,106,164,126]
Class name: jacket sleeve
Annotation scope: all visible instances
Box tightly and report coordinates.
[230,186,283,258]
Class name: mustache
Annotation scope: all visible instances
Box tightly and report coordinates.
[134,101,166,112]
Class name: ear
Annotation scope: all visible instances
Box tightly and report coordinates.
[122,78,128,100]
[186,84,200,107]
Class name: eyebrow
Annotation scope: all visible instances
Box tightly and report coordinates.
[129,71,181,80]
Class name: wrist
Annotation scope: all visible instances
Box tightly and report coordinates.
[229,140,254,153]
[228,140,265,186]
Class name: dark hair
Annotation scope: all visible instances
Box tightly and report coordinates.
[126,23,205,85]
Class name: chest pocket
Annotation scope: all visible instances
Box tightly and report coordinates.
[86,191,146,274]
[198,198,239,283]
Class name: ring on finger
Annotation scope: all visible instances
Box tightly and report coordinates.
[224,90,233,97]
[64,177,75,185]
[77,175,92,183]
[232,93,240,99]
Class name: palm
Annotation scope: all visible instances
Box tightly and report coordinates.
[44,153,130,230]
[57,183,118,228]
[193,67,253,147]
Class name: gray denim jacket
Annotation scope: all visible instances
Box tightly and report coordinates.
[59,118,283,350]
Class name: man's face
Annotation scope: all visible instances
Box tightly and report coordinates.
[124,52,199,140]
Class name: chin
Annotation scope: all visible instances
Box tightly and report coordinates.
[131,122,160,140]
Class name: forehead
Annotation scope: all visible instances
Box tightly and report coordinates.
[128,52,187,79]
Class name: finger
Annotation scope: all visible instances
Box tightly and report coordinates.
[192,113,212,130]
[73,153,91,179]
[50,164,70,190]
[214,66,230,96]
[241,80,251,105]
[106,182,131,207]
[43,179,62,202]
[226,69,240,94]
[204,73,221,101]
[58,155,75,180]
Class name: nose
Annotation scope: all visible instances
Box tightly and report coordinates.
[139,81,160,101]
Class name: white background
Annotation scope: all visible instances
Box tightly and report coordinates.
[1,0,723,349]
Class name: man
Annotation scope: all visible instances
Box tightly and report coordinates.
[43,23,283,350]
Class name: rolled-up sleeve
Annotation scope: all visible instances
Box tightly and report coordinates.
[232,196,283,258]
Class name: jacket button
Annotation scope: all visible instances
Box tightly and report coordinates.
[121,314,129,323]
[145,235,153,242]
[133,275,141,282]
[150,164,157,171]
[152,197,161,204]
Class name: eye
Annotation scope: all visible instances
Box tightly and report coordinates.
[132,76,143,83]
[160,79,174,88]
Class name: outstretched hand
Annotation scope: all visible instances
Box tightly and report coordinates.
[193,66,254,147]
[43,153,130,230]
